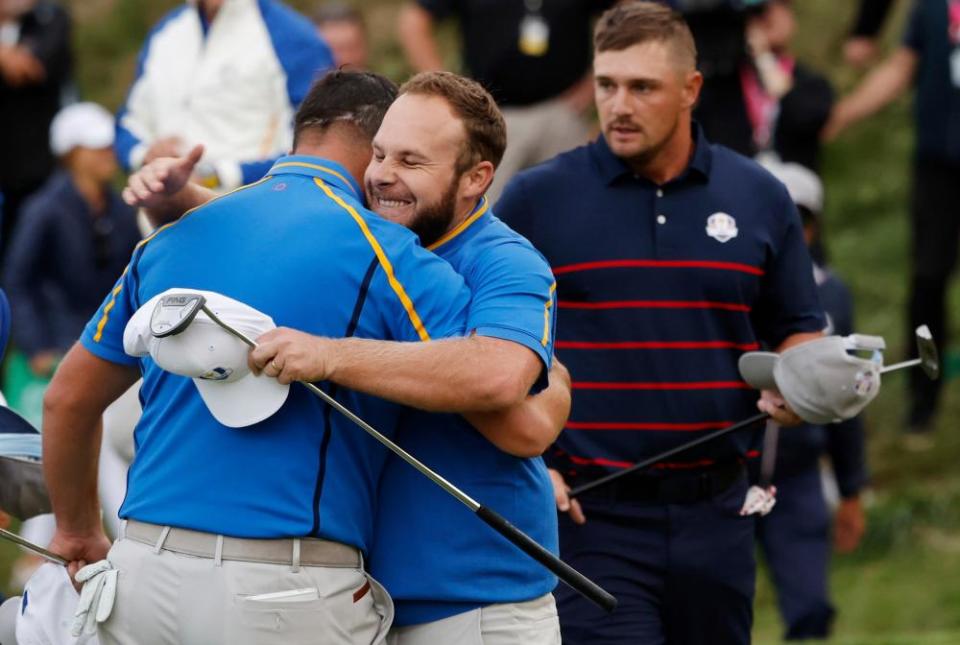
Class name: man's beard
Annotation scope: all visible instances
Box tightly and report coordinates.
[409,175,460,247]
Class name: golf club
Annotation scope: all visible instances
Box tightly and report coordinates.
[0,527,67,566]
[568,412,771,499]
[152,293,618,613]
[880,325,940,378]
[571,325,940,499]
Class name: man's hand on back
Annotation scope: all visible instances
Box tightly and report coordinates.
[122,144,204,209]
[549,468,586,525]
[250,328,335,385]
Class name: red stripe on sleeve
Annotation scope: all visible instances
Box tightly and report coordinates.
[552,259,765,276]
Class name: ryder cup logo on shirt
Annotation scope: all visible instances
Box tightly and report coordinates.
[705,212,738,243]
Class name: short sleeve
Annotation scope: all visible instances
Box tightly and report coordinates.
[372,238,470,343]
[902,0,924,53]
[466,241,555,393]
[80,260,141,366]
[751,188,826,347]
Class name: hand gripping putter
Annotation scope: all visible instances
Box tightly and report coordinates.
[569,326,940,500]
[151,292,618,613]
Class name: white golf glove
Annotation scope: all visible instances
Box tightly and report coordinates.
[739,485,777,516]
[71,560,118,637]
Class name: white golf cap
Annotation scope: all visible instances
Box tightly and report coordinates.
[0,596,19,645]
[757,154,824,214]
[123,289,290,428]
[14,563,100,645]
[49,102,115,157]
[738,334,885,424]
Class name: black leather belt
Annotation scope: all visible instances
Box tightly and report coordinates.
[578,460,744,505]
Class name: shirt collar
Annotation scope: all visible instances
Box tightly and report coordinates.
[268,155,363,200]
[592,121,713,186]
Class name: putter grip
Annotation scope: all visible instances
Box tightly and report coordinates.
[475,505,617,613]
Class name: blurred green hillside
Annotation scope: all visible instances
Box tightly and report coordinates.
[3,0,959,642]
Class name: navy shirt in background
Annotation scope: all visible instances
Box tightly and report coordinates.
[497,126,825,483]
[3,171,140,357]
[903,0,960,163]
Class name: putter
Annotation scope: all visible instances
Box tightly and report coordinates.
[0,527,68,566]
[570,326,942,500]
[880,325,940,378]
[151,293,618,613]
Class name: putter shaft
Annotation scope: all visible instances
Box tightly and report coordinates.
[0,527,67,566]
[197,304,618,612]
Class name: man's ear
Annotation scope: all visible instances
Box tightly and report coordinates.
[460,160,496,200]
[682,70,704,111]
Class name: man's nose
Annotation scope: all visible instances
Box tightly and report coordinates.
[610,88,632,115]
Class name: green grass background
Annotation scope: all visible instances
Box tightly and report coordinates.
[3,0,959,642]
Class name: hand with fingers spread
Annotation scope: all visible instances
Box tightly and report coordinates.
[757,389,803,427]
[549,468,586,525]
[122,144,205,209]
[249,328,335,385]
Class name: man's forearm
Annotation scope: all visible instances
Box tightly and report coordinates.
[465,360,571,458]
[829,48,917,138]
[324,335,541,412]
[43,344,139,534]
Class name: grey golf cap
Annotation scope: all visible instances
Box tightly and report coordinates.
[739,334,885,424]
[0,406,50,520]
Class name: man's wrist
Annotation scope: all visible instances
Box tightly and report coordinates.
[315,336,340,382]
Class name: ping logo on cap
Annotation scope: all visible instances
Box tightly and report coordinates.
[706,212,738,243]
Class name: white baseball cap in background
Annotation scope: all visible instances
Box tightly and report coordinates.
[49,102,116,157]
[756,153,824,214]
[739,334,885,424]
[123,289,290,428]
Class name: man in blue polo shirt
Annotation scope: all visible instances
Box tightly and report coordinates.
[42,71,471,644]
[249,72,566,644]
[495,3,824,643]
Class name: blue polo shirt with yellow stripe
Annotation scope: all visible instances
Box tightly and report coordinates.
[370,201,559,626]
[496,126,824,483]
[80,155,470,551]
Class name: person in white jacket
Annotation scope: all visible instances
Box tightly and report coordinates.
[115,0,333,192]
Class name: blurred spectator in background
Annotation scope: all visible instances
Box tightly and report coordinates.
[3,103,139,380]
[743,0,834,171]
[313,2,368,69]
[398,0,610,201]
[824,0,957,437]
[756,159,868,641]
[116,0,332,195]
[0,0,71,262]
[845,0,896,69]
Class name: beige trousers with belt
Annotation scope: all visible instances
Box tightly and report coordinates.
[98,524,393,645]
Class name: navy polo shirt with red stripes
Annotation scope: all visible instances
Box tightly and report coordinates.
[496,125,825,482]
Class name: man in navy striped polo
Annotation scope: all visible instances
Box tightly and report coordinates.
[496,3,824,643]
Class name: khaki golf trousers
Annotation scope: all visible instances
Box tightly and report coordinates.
[387,593,560,645]
[98,521,393,645]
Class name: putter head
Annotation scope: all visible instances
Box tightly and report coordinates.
[915,325,940,380]
[151,293,206,338]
